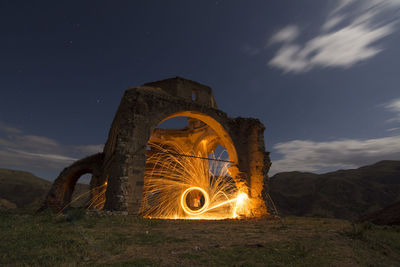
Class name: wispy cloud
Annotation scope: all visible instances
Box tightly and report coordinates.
[268,0,400,73]
[269,25,300,44]
[270,135,400,175]
[321,15,345,31]
[331,0,355,15]
[74,144,105,155]
[384,98,400,112]
[387,127,400,132]
[0,122,22,135]
[384,98,400,123]
[242,44,261,56]
[271,97,400,174]
[0,122,103,171]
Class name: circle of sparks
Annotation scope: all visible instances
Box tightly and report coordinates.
[180,186,210,216]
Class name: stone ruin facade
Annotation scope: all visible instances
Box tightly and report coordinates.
[41,77,271,216]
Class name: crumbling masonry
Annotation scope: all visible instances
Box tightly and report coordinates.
[41,77,271,216]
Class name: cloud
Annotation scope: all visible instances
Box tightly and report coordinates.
[387,127,400,132]
[268,0,400,73]
[270,135,400,175]
[74,144,105,155]
[0,122,103,171]
[8,149,77,162]
[0,122,22,135]
[384,98,400,123]
[385,98,400,113]
[242,44,261,56]
[269,25,300,44]
[321,15,345,31]
[270,99,400,174]
[331,0,355,14]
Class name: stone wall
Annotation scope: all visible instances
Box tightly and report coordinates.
[42,77,271,217]
[39,153,105,212]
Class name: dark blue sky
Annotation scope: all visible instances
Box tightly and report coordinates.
[1,0,400,180]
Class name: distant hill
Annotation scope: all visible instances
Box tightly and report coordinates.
[360,201,400,225]
[269,160,400,220]
[0,168,90,210]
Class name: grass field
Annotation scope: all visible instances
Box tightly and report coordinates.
[1,209,400,266]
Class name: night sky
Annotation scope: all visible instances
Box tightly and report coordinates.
[1,0,400,181]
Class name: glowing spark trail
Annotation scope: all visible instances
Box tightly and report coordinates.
[140,142,250,219]
[59,183,107,214]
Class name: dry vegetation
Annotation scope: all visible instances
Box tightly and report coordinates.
[1,209,400,266]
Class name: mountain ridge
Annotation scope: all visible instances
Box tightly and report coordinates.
[269,160,400,220]
[0,168,89,210]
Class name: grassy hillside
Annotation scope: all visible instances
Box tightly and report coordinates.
[0,168,50,209]
[1,211,399,266]
[269,160,400,220]
[361,201,400,226]
[0,168,89,210]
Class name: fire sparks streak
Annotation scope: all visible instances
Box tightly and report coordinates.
[140,142,249,219]
[58,183,107,214]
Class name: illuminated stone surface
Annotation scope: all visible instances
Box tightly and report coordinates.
[41,77,271,216]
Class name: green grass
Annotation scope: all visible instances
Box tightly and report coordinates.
[98,258,159,266]
[1,210,400,266]
[180,241,321,266]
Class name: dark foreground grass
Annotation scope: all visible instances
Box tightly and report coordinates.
[1,209,399,266]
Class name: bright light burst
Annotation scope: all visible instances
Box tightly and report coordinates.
[140,142,250,219]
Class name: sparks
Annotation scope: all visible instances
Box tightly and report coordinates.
[140,142,250,219]
[236,192,248,206]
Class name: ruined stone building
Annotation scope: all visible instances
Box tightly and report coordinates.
[41,77,271,217]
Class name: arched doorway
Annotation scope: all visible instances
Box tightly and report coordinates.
[40,153,105,212]
[140,115,245,219]
[157,111,239,166]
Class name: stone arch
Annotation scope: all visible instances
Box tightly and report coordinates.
[39,153,105,212]
[145,111,241,193]
[97,77,270,216]
[142,113,240,217]
[142,111,244,191]
[155,111,239,166]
